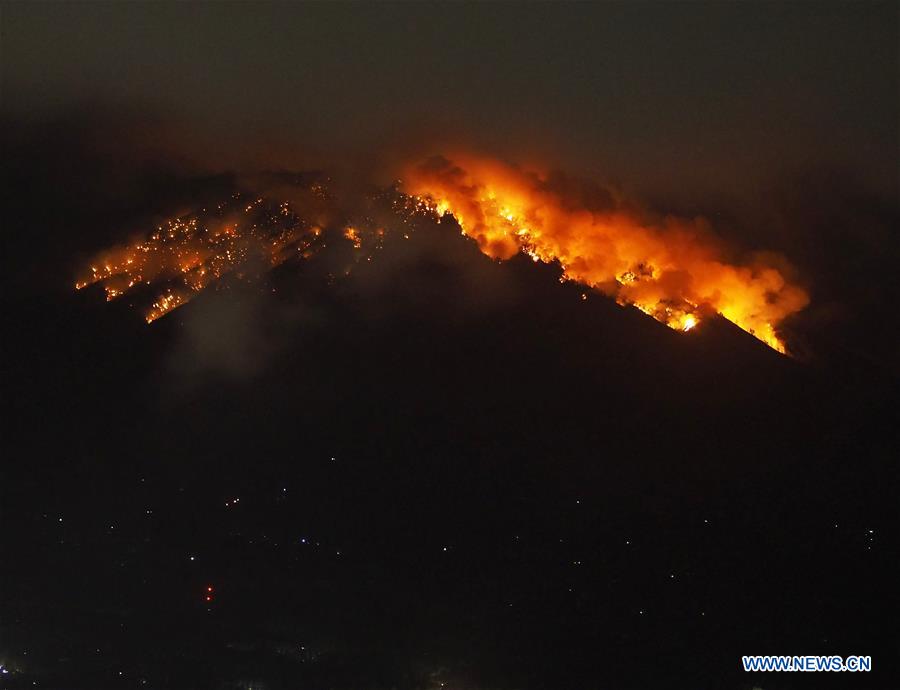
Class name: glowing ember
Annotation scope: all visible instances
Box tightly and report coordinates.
[343,226,362,249]
[75,193,321,323]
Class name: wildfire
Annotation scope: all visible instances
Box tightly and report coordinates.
[399,154,809,353]
[75,193,321,323]
[343,226,362,249]
[75,153,808,354]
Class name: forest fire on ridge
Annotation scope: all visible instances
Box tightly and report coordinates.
[400,154,809,352]
[75,153,808,353]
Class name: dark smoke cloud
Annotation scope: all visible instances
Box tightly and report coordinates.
[166,286,300,384]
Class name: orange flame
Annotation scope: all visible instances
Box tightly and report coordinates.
[399,154,808,353]
[75,156,808,354]
[75,194,319,323]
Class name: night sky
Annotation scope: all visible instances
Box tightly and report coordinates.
[2,3,899,690]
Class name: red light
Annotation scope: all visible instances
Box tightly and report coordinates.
[205,595,211,602]
[207,586,213,592]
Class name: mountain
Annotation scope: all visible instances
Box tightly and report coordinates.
[3,206,897,689]
[2,123,897,687]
